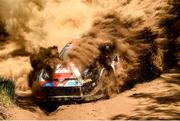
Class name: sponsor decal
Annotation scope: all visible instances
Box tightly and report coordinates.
[44,82,54,87]
[65,80,82,87]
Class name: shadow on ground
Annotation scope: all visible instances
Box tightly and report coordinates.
[110,72,180,120]
[15,96,37,112]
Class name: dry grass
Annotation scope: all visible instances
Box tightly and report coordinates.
[0,77,15,119]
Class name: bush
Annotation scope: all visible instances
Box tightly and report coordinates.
[0,77,15,107]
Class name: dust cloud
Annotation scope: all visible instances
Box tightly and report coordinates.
[0,0,95,52]
[66,0,179,95]
[0,0,179,95]
[0,0,96,89]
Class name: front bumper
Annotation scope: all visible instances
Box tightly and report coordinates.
[34,85,103,102]
[35,93,104,102]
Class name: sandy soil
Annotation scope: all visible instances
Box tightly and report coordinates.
[8,70,180,120]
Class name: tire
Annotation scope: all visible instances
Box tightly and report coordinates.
[37,101,60,113]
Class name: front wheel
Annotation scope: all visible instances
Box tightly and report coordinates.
[37,101,60,113]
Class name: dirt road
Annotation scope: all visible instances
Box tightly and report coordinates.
[9,70,180,120]
[0,0,179,119]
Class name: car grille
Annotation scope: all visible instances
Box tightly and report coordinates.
[42,87,81,97]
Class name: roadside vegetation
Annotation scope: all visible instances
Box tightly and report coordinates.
[0,77,15,119]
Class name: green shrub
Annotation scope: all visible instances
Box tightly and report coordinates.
[0,77,15,107]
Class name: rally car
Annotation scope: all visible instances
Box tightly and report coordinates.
[31,37,120,112]
[31,38,103,112]
[33,61,101,101]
